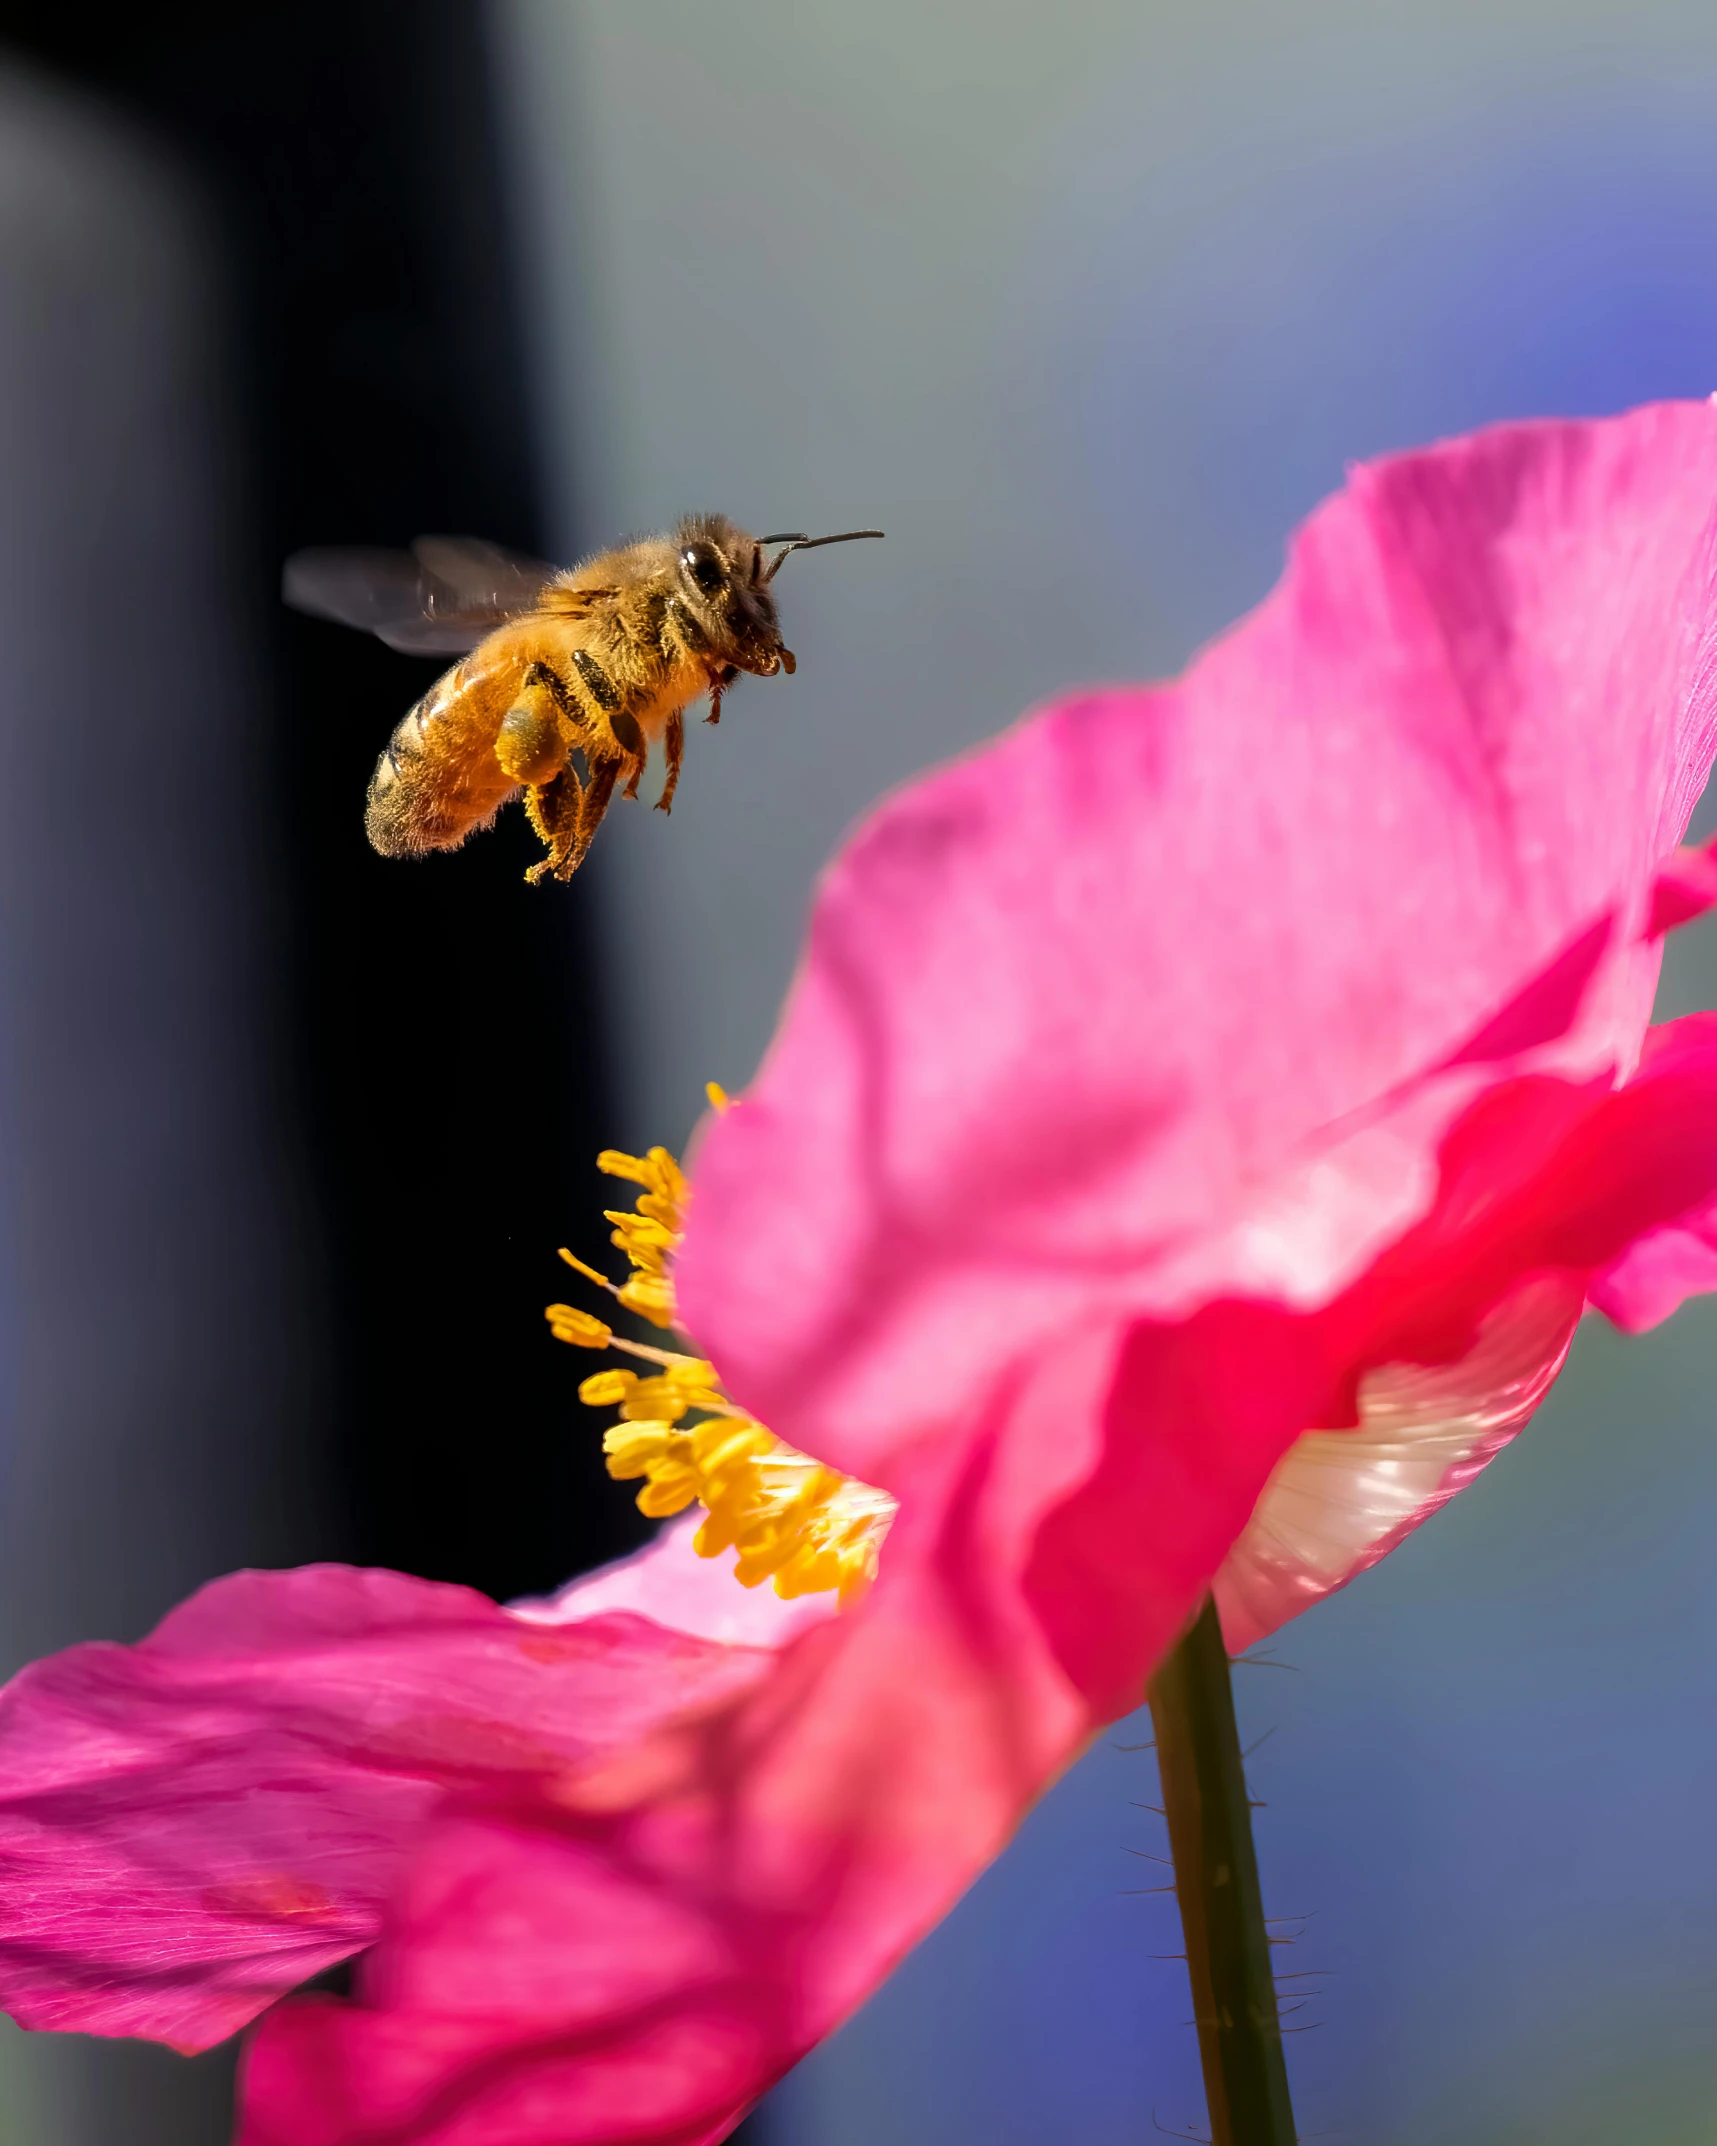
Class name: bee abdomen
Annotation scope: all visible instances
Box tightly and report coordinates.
[364,664,517,858]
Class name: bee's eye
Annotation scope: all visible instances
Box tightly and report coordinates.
[680,545,726,595]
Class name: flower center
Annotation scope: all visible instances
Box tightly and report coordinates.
[546,1129,895,1606]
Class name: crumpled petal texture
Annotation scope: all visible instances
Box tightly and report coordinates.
[11,407,1717,2146]
[0,1539,804,2049]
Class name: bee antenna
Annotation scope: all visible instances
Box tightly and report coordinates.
[760,529,885,582]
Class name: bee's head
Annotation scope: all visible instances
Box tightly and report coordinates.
[672,514,882,677]
[672,515,779,673]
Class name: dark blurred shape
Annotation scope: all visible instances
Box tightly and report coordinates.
[0,0,648,1603]
[0,48,322,2146]
[0,4,655,2138]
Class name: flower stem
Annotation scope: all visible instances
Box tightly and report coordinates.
[1147,1595,1297,2146]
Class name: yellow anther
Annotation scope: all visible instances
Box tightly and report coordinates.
[558,1128,897,1607]
[578,1368,637,1408]
[616,1273,678,1328]
[605,1383,894,1605]
[688,1423,772,1478]
[595,1148,654,1186]
[637,1472,701,1519]
[617,1374,706,1424]
[558,1248,615,1291]
[601,1421,679,1476]
[545,1304,612,1349]
[648,1145,687,1197]
[607,1213,678,1272]
[605,1205,675,1239]
[706,1080,731,1112]
[597,1147,687,1212]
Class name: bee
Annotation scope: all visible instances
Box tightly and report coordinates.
[283,518,883,884]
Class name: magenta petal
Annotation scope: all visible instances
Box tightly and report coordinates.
[1213,1276,1582,1650]
[234,1018,1717,2146]
[1219,1010,1717,1643]
[680,405,1717,1486]
[1646,838,1717,938]
[18,407,1717,2146]
[1588,1014,1717,1328]
[0,1551,790,2049]
[1437,915,1614,1070]
[1592,1219,1717,1329]
[235,1324,1207,2146]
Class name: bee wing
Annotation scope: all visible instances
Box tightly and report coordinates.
[410,536,560,616]
[283,537,558,655]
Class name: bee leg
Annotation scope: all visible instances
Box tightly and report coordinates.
[497,664,573,787]
[620,752,644,803]
[552,753,622,881]
[523,767,584,886]
[704,663,737,726]
[656,708,685,814]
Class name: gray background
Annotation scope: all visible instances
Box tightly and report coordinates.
[0,61,330,2142]
[493,5,1717,2141]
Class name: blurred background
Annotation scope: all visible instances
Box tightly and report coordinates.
[2,1,1717,2139]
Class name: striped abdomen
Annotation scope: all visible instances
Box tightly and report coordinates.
[364,625,536,857]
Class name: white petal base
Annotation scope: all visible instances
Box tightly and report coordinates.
[1214,1277,1582,1651]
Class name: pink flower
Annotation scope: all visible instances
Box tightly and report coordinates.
[6,403,1717,2143]
[0,1536,821,2053]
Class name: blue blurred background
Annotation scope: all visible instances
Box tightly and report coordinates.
[5,2,1717,2139]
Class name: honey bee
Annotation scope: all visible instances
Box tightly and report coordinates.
[283,518,883,883]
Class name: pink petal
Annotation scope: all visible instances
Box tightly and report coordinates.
[1217,1006,1717,1643]
[1018,1017,1717,1709]
[235,1022,1717,2144]
[1213,1275,1582,1651]
[679,404,1717,1489]
[18,408,1717,2146]
[515,1517,834,1651]
[1646,837,1717,938]
[1588,1011,1717,1328]
[0,1540,798,2050]
[234,1323,1184,2146]
[1591,1218,1717,1329]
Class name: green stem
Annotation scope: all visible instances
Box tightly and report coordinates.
[1147,1596,1298,2146]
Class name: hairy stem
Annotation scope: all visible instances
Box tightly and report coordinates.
[1147,1596,1297,2146]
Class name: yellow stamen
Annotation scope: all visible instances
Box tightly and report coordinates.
[616,1273,678,1328]
[579,1368,637,1408]
[547,1117,897,1607]
[601,1420,679,1474]
[598,1147,687,1208]
[545,1304,612,1349]
[706,1081,731,1112]
[605,1208,676,1254]
[620,1405,893,1605]
[637,1472,703,1519]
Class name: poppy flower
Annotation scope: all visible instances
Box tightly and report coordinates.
[5,402,1717,2146]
